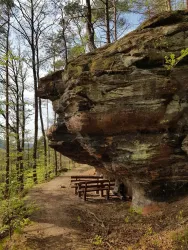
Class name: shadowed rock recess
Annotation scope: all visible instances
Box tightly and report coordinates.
[38,11,188,207]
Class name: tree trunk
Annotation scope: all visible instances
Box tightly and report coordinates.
[187,0,188,9]
[4,9,10,199]
[39,98,47,172]
[86,0,96,51]
[31,0,38,184]
[20,67,26,192]
[32,59,38,183]
[10,53,25,192]
[105,0,111,43]
[36,45,47,179]
[61,18,68,69]
[54,150,58,176]
[59,153,62,169]
[46,99,50,178]
[113,0,117,41]
[53,112,58,175]
[27,142,30,168]
[167,0,172,11]
[15,72,22,192]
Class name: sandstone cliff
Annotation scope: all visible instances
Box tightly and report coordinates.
[38,11,188,207]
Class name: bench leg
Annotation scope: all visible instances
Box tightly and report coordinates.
[84,191,87,201]
[96,180,99,194]
[101,190,104,197]
[78,191,82,197]
[106,190,109,200]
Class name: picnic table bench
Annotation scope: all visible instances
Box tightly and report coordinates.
[71,175,103,182]
[71,175,103,194]
[77,179,115,201]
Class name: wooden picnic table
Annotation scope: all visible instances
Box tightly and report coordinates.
[71,175,103,194]
[77,179,115,201]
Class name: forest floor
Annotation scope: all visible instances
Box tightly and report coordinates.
[2,165,188,250]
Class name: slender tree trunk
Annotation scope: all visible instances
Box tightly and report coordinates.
[39,99,47,170]
[52,59,58,176]
[59,153,62,169]
[54,112,58,175]
[15,73,22,191]
[113,0,117,41]
[32,64,38,184]
[20,69,26,191]
[31,0,38,184]
[4,10,10,199]
[54,150,58,175]
[11,54,24,192]
[61,18,68,69]
[105,0,111,43]
[36,45,47,179]
[167,0,172,11]
[47,99,50,167]
[19,128,24,191]
[86,0,96,51]
[186,0,188,9]
[27,142,30,168]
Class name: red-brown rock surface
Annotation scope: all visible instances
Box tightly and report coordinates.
[38,11,188,207]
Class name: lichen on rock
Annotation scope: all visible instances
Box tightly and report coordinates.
[38,11,188,208]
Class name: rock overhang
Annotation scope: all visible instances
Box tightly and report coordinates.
[38,10,188,208]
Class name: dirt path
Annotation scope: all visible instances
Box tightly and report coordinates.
[3,165,188,250]
[23,165,98,250]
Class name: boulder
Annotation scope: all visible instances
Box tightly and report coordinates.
[38,11,188,208]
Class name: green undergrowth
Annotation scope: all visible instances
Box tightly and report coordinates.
[0,158,78,246]
[0,197,36,239]
[173,227,188,250]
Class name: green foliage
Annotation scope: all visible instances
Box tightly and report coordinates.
[131,0,173,18]
[64,0,83,16]
[93,235,103,246]
[92,0,129,41]
[144,226,153,236]
[129,206,142,215]
[176,210,184,222]
[0,51,20,66]
[116,0,130,12]
[173,227,188,250]
[124,216,129,223]
[77,215,81,223]
[0,197,35,238]
[0,0,14,10]
[52,59,64,70]
[165,48,188,70]
[165,53,176,70]
[69,45,85,58]
[124,206,143,226]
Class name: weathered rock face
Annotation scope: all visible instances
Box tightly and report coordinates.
[38,11,188,207]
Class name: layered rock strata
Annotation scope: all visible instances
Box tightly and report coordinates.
[38,11,188,207]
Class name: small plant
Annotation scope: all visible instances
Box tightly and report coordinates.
[129,206,142,215]
[165,48,188,70]
[93,235,103,246]
[77,215,81,223]
[0,197,35,238]
[173,227,188,250]
[124,216,129,223]
[152,238,160,247]
[144,226,153,237]
[176,210,184,222]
